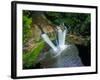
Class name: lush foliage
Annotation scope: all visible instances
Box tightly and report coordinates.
[45,12,90,36]
[23,14,32,44]
[23,41,45,69]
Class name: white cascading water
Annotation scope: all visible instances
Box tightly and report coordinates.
[41,24,68,56]
[62,25,68,50]
[41,33,58,53]
[57,26,63,50]
[57,25,67,50]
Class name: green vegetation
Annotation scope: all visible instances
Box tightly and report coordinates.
[23,41,45,69]
[23,14,32,44]
[45,12,90,36]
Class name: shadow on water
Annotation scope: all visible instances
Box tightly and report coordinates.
[76,44,91,66]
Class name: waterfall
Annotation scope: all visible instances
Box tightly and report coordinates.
[57,24,68,50]
[39,24,68,56]
[62,24,68,49]
[41,34,58,53]
[57,26,63,50]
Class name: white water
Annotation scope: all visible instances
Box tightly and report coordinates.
[41,34,58,53]
[57,25,67,50]
[41,25,68,56]
[62,27,68,49]
[57,27,63,49]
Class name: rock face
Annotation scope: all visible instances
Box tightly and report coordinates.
[23,13,56,52]
[38,44,84,68]
[31,13,55,42]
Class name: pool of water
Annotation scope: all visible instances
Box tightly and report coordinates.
[37,44,84,68]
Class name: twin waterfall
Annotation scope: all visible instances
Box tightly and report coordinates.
[40,24,68,56]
